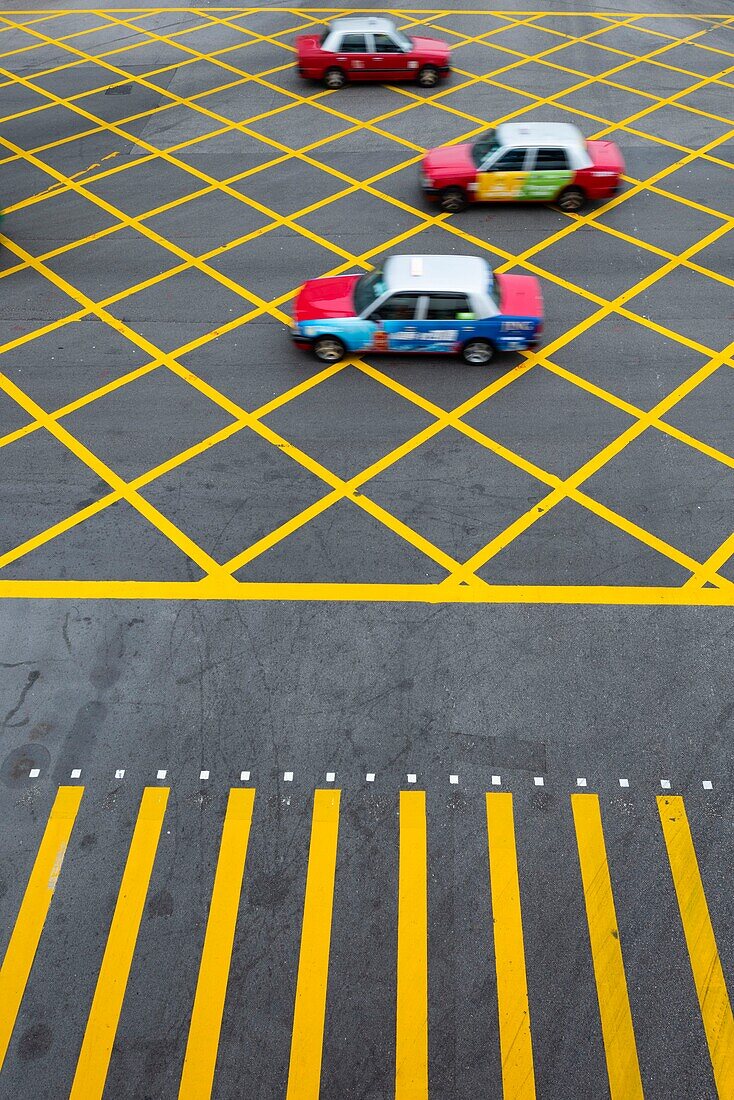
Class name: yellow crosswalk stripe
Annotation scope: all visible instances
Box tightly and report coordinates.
[69,786,169,1100]
[572,794,643,1100]
[485,792,536,1099]
[395,789,428,1100]
[0,785,83,1071]
[286,788,341,1100]
[658,796,734,1099]
[179,787,256,1099]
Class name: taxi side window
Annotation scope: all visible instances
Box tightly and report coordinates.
[535,148,569,170]
[487,148,527,172]
[373,33,402,52]
[426,294,473,320]
[374,294,421,321]
[339,33,367,52]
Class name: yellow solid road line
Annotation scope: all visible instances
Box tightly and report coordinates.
[0,785,83,1071]
[395,790,428,1100]
[571,794,643,1100]
[658,796,734,1098]
[286,789,341,1100]
[179,787,256,1099]
[485,793,536,1099]
[69,786,169,1100]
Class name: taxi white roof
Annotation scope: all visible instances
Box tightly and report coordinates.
[327,16,397,35]
[383,255,491,294]
[497,122,584,148]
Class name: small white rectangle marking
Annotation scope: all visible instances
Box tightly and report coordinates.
[407,773,417,784]
[702,780,713,790]
[70,769,81,780]
[619,778,629,788]
[240,770,250,782]
[29,768,40,779]
[157,769,167,780]
[326,771,335,782]
[115,769,125,780]
[491,775,501,786]
[450,774,459,784]
[366,772,375,782]
[660,779,671,790]
[200,770,209,781]
[534,776,544,787]
[576,778,587,788]
[284,771,293,782]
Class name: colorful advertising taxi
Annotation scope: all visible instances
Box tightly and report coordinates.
[297,16,451,89]
[422,123,624,212]
[291,255,543,365]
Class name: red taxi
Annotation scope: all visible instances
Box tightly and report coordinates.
[297,16,451,89]
[422,123,625,212]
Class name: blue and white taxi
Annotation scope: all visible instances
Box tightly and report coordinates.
[291,254,544,364]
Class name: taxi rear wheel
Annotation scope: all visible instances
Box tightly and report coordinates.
[557,186,586,212]
[324,67,346,89]
[439,186,467,213]
[417,65,440,88]
[461,339,494,365]
[313,336,346,363]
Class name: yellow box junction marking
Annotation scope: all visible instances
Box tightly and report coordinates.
[485,792,536,1099]
[0,9,732,605]
[572,794,643,1100]
[286,788,341,1100]
[0,785,83,1071]
[658,796,734,1098]
[179,786,256,1100]
[69,785,169,1100]
[396,789,428,1100]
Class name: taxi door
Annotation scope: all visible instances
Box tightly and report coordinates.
[365,293,424,351]
[369,32,411,81]
[476,147,530,201]
[334,32,371,79]
[408,293,477,352]
[523,147,574,199]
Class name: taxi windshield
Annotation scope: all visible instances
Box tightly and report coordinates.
[394,30,412,50]
[354,269,385,313]
[472,129,499,166]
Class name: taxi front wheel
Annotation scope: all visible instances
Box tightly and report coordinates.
[461,339,494,365]
[417,65,440,88]
[313,336,346,363]
[557,186,586,213]
[324,67,346,89]
[440,186,467,213]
